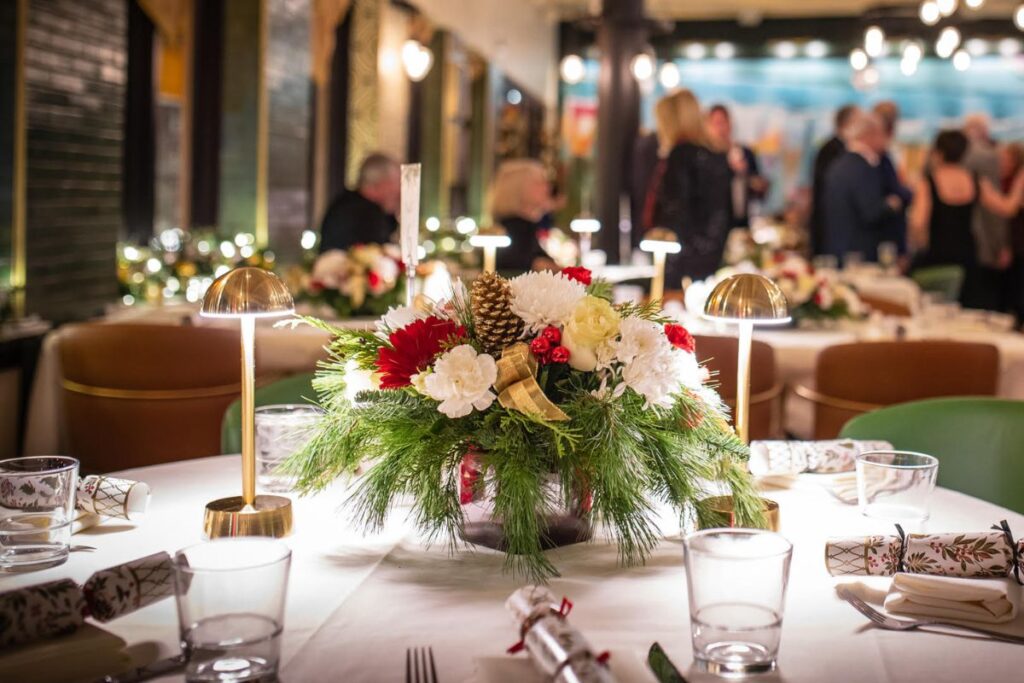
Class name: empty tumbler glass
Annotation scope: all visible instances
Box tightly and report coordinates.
[254,404,323,492]
[173,538,291,682]
[0,456,79,572]
[684,528,793,676]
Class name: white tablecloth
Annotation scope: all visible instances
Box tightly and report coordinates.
[23,304,341,456]
[840,269,921,312]
[5,455,1023,682]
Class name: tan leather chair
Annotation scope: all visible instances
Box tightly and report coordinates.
[60,324,242,473]
[694,335,783,440]
[795,340,1000,439]
[858,294,913,317]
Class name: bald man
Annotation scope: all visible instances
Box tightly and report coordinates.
[823,112,904,264]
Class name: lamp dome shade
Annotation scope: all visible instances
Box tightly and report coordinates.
[201,267,295,318]
[703,273,790,324]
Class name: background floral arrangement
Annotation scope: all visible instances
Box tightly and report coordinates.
[298,244,405,319]
[763,254,864,323]
[286,267,763,579]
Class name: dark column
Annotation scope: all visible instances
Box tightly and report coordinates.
[190,0,225,228]
[594,0,646,263]
[123,0,155,241]
[327,14,351,201]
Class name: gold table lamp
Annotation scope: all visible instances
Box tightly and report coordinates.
[469,225,511,274]
[570,217,600,265]
[200,267,295,538]
[639,228,681,308]
[703,273,790,443]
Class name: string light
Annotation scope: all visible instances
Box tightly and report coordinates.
[560,55,585,84]
[964,38,989,56]
[965,0,984,7]
[865,26,886,58]
[631,52,655,81]
[936,0,957,17]
[773,41,798,59]
[402,40,433,82]
[849,48,869,71]
[952,49,971,70]
[805,40,829,58]
[658,62,681,88]
[1016,5,1024,31]
[713,42,736,59]
[920,1,941,25]
[900,56,919,76]
[684,43,707,60]
[936,26,961,58]
[998,37,1022,56]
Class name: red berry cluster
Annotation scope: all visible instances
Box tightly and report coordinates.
[529,326,571,365]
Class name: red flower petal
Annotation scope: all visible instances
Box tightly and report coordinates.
[664,323,695,353]
[376,316,465,389]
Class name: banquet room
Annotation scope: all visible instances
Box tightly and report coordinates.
[2,0,1024,681]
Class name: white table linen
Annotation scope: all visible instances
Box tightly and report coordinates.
[4,455,1024,682]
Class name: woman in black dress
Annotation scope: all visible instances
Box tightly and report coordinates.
[909,131,1024,308]
[645,89,732,285]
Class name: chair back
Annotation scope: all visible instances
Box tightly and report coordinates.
[221,373,317,454]
[840,397,1024,513]
[800,340,999,439]
[694,335,782,440]
[60,323,240,472]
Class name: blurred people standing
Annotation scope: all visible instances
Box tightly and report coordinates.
[646,89,731,284]
[823,112,903,263]
[873,101,913,256]
[1000,142,1024,322]
[909,130,1024,309]
[706,104,769,229]
[810,104,860,255]
[319,153,400,252]
[489,159,552,274]
[963,114,1011,310]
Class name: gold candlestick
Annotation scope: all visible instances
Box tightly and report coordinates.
[200,267,295,538]
[470,225,511,274]
[703,273,790,443]
[640,228,681,309]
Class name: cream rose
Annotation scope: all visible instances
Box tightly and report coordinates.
[562,296,621,371]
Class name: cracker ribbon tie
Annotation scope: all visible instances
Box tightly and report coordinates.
[991,519,1022,585]
[493,343,569,422]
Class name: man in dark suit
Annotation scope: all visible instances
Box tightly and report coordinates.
[318,153,401,252]
[823,112,904,264]
[706,104,769,229]
[811,104,860,255]
[873,101,913,255]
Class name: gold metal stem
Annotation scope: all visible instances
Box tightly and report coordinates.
[651,251,666,308]
[736,321,753,444]
[483,246,496,274]
[240,315,256,505]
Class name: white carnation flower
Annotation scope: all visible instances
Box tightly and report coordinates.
[614,316,705,407]
[509,271,586,334]
[375,305,428,339]
[423,345,498,418]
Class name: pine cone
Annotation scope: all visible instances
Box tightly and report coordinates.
[471,272,524,356]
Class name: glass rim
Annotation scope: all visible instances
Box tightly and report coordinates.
[683,527,793,559]
[0,455,79,474]
[255,404,324,415]
[857,450,939,470]
[174,538,292,574]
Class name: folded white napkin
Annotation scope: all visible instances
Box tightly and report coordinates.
[884,574,1019,624]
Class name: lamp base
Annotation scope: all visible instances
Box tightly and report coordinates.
[203,495,293,539]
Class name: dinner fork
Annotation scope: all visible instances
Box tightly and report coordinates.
[406,646,439,683]
[837,585,1024,645]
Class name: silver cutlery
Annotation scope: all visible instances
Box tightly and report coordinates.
[837,585,1024,645]
[406,646,439,683]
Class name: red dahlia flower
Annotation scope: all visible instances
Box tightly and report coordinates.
[664,323,695,353]
[376,316,465,389]
[560,266,592,286]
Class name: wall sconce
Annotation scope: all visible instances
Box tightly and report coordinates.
[402,39,434,82]
[469,225,511,274]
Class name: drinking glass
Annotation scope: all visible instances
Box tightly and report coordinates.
[856,450,938,526]
[843,251,864,270]
[254,405,323,492]
[0,456,78,571]
[811,254,838,272]
[173,539,291,682]
[684,529,793,676]
[877,242,898,273]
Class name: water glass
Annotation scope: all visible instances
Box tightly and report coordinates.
[173,539,291,682]
[684,529,793,676]
[0,456,78,572]
[856,451,939,526]
[254,405,323,492]
[877,241,898,272]
[843,251,864,270]
[811,254,838,273]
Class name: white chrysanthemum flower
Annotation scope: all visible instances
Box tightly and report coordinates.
[423,345,498,418]
[614,317,668,365]
[509,271,586,334]
[375,305,428,339]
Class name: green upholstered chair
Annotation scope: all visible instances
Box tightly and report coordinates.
[220,373,318,454]
[840,397,1024,514]
[911,265,964,303]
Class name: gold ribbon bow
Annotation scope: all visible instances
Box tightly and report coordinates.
[493,343,569,422]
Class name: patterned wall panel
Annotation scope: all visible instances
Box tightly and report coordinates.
[344,0,380,188]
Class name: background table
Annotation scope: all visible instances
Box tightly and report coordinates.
[6,455,1023,682]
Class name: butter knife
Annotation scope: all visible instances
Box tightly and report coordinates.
[647,642,688,683]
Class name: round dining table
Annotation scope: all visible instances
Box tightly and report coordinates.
[6,455,1024,682]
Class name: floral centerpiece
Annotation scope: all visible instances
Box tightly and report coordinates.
[763,255,864,323]
[299,244,405,318]
[286,267,763,579]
